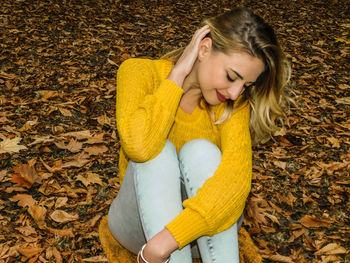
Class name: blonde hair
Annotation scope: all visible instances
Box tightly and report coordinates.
[163,8,291,145]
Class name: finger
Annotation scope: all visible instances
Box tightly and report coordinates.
[191,26,210,45]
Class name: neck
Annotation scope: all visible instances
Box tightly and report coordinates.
[180,63,202,113]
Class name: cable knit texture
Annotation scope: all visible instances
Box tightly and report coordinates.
[116,58,252,249]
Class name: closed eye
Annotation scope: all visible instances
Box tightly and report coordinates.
[226,73,234,82]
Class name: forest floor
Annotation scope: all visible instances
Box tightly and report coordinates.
[0,0,349,262]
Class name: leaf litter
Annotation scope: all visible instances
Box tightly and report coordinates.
[0,0,349,262]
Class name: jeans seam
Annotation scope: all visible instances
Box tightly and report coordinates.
[179,158,195,196]
[132,162,151,241]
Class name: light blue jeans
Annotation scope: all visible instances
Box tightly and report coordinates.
[108,139,241,262]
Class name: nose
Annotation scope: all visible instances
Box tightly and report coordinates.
[227,81,245,100]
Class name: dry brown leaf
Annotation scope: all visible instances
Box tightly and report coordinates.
[299,215,332,228]
[50,210,79,223]
[335,97,350,105]
[61,130,91,140]
[84,144,108,156]
[11,162,42,188]
[27,204,47,227]
[273,160,287,170]
[15,225,37,236]
[85,133,105,144]
[327,137,340,148]
[304,115,322,123]
[58,107,72,117]
[46,247,63,263]
[18,247,44,259]
[47,227,75,237]
[9,194,36,207]
[0,137,27,154]
[28,136,55,146]
[292,228,306,238]
[314,243,347,255]
[18,119,38,132]
[40,158,63,173]
[36,90,59,100]
[62,152,90,168]
[82,255,108,262]
[55,138,83,153]
[97,114,111,126]
[55,197,68,209]
[263,253,293,263]
[77,172,103,187]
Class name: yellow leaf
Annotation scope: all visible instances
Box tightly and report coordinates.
[0,137,27,154]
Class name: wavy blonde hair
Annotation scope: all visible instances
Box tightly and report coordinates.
[163,8,291,145]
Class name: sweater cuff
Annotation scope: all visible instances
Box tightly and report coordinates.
[165,208,209,249]
[156,79,184,110]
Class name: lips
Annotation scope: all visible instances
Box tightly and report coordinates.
[216,90,227,102]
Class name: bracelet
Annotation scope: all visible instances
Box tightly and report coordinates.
[138,244,170,263]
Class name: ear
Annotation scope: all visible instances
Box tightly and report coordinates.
[198,37,212,61]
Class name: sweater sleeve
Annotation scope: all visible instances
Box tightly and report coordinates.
[165,102,252,248]
[116,59,184,162]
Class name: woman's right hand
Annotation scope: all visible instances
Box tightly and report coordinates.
[167,25,211,90]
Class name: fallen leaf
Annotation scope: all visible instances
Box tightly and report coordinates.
[59,107,72,116]
[55,197,68,209]
[36,90,59,100]
[62,153,90,168]
[55,138,83,153]
[27,204,47,228]
[77,172,103,187]
[10,194,36,207]
[83,255,108,262]
[273,160,287,170]
[315,243,347,255]
[299,215,332,228]
[15,226,37,236]
[50,210,79,223]
[18,247,44,259]
[28,136,55,146]
[327,137,340,148]
[263,253,293,263]
[61,130,91,140]
[47,227,75,237]
[11,162,42,188]
[335,97,350,105]
[85,133,105,144]
[40,158,62,173]
[0,137,27,154]
[18,119,38,132]
[97,114,111,126]
[84,144,108,155]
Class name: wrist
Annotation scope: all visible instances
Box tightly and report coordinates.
[167,67,186,88]
[139,244,169,263]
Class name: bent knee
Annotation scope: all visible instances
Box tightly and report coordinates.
[179,139,221,164]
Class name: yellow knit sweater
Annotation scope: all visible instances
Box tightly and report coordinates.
[116,58,252,249]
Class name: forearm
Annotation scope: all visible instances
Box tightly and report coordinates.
[140,228,179,263]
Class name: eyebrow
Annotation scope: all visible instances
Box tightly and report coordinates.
[230,68,244,80]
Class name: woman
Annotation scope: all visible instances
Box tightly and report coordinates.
[108,7,290,263]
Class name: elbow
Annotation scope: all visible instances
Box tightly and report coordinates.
[119,134,160,162]
[120,138,155,162]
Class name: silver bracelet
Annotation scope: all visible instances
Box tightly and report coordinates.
[139,244,170,263]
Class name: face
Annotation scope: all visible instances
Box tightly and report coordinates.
[196,40,265,106]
